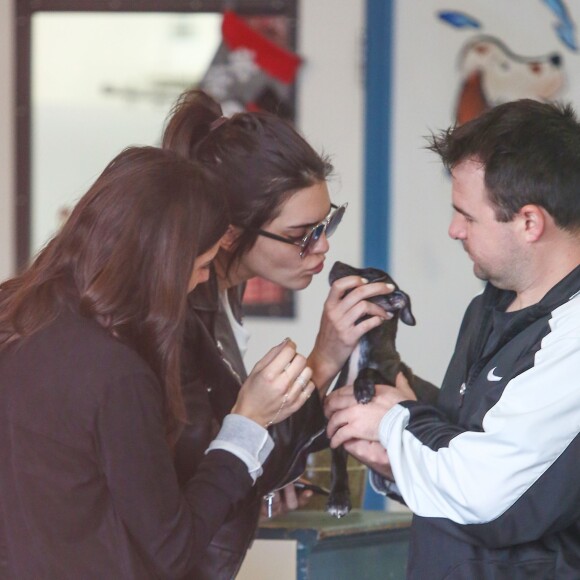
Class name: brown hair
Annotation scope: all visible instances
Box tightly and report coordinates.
[0,146,229,440]
[428,99,580,231]
[162,90,334,269]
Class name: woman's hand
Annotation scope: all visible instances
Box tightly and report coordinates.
[232,339,316,428]
[308,276,395,393]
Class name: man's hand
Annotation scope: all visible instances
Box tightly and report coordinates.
[343,439,394,481]
[324,372,416,448]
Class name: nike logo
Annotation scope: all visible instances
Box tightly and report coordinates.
[487,367,503,382]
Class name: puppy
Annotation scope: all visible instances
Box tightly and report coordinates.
[325,261,435,517]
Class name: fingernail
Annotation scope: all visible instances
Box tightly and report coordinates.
[361,277,369,284]
[385,283,395,290]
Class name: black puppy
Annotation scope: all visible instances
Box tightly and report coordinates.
[326,261,433,517]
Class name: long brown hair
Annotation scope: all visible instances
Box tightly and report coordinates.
[0,146,229,440]
[162,90,334,269]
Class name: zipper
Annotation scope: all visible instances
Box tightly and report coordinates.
[458,382,467,407]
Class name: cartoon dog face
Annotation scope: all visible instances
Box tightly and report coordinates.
[456,34,565,124]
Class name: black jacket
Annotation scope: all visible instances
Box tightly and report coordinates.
[382,265,580,579]
[0,306,255,580]
[175,271,327,579]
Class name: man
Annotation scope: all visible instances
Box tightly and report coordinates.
[325,99,580,579]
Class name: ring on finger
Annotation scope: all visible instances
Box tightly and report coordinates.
[295,374,308,389]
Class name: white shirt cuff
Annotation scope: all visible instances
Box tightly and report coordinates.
[206,414,274,483]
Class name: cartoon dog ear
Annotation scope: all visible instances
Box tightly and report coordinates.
[456,71,487,125]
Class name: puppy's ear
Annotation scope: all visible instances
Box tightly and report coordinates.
[397,291,416,326]
[400,304,416,326]
[220,225,242,251]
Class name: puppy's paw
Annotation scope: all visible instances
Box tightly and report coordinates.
[354,379,375,404]
[326,491,352,518]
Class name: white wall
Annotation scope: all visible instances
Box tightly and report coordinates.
[0,0,14,280]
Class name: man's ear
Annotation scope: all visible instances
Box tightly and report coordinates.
[220,225,242,251]
[518,204,546,243]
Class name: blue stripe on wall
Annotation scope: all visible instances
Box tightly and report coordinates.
[363,0,394,510]
[364,0,393,272]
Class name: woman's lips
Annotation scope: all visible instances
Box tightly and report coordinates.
[309,260,325,274]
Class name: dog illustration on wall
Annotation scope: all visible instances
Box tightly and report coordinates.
[455,34,565,125]
[439,2,576,125]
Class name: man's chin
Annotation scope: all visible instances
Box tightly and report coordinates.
[473,265,490,282]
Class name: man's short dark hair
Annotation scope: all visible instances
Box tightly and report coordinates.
[428,99,580,231]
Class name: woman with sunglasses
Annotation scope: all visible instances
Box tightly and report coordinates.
[0,147,316,579]
[161,90,392,579]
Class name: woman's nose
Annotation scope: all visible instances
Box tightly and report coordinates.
[310,230,330,255]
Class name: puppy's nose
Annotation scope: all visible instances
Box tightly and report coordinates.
[550,54,562,67]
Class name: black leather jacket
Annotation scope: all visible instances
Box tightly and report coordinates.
[175,270,327,579]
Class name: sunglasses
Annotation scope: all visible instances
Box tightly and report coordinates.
[256,203,347,258]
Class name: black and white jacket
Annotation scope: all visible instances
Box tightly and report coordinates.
[377,265,580,579]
